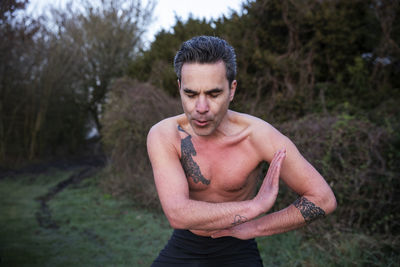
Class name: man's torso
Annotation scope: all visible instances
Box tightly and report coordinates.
[169,111,268,235]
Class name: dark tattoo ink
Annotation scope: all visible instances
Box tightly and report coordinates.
[177,125,188,134]
[178,125,210,185]
[232,215,248,226]
[293,196,326,224]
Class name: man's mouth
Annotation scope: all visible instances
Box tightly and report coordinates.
[193,119,210,127]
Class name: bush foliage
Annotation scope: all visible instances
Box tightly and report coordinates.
[100,78,181,207]
[276,113,399,234]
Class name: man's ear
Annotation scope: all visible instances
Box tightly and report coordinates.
[177,79,181,90]
[229,80,237,101]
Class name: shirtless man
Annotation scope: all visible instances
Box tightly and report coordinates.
[147,36,337,266]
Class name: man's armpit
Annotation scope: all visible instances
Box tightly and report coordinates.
[293,196,325,224]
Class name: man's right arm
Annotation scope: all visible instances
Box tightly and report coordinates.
[146,121,285,231]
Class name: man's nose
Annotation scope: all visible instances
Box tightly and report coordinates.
[196,95,209,114]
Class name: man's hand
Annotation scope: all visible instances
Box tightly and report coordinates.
[211,220,256,240]
[253,149,286,213]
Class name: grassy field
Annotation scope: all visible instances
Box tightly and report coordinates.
[0,168,398,266]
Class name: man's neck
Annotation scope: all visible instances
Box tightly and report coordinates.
[190,111,250,146]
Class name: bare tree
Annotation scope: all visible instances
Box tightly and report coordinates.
[52,0,156,132]
[0,0,156,165]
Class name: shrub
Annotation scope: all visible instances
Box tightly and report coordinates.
[277,113,399,234]
[101,78,181,208]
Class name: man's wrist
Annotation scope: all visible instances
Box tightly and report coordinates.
[250,198,264,217]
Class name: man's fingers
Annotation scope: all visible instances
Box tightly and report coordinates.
[273,149,286,167]
[273,149,286,175]
[255,149,286,212]
[269,149,282,167]
[211,230,230,239]
[266,148,286,179]
[258,149,286,192]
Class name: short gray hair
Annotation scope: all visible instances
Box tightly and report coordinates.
[174,36,237,86]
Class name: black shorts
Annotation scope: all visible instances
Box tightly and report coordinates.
[151,229,263,267]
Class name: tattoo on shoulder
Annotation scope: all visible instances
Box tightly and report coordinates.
[178,126,210,185]
[293,196,325,224]
[232,215,248,226]
[177,125,188,134]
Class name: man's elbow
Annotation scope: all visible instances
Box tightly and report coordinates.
[308,187,337,216]
[166,216,186,229]
[323,189,337,215]
[163,205,189,229]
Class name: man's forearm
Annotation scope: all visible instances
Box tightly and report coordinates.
[166,198,262,231]
[209,204,308,239]
[252,205,306,237]
[251,196,327,237]
[211,195,333,240]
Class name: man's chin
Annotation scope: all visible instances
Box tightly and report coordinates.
[190,123,215,136]
[193,128,214,136]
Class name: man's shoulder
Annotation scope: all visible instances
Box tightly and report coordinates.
[147,114,185,143]
[149,114,182,131]
[230,111,277,134]
[231,111,286,154]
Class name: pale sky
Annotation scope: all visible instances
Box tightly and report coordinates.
[26,0,246,43]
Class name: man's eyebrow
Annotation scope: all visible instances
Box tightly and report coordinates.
[183,88,223,94]
[206,88,223,94]
[183,88,197,94]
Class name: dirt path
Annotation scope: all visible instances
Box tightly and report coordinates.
[35,166,101,229]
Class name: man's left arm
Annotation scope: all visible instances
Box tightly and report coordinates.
[212,123,337,239]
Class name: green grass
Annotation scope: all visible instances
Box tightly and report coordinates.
[0,169,171,266]
[0,169,398,266]
[256,230,399,267]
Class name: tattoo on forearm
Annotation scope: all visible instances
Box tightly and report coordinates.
[293,196,325,224]
[178,126,210,185]
[232,215,248,226]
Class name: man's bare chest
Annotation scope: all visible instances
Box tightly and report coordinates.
[178,131,261,194]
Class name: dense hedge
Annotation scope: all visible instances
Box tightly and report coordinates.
[276,112,399,234]
[100,78,181,206]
